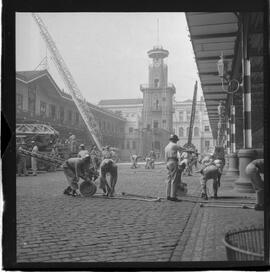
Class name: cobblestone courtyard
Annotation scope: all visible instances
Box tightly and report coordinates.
[17,164,264,263]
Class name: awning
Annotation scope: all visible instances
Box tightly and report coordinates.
[186,12,240,139]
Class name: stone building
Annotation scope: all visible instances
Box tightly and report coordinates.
[16,70,125,150]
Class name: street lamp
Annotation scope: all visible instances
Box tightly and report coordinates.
[217,52,240,94]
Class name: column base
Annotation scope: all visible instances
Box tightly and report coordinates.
[223,153,239,182]
[234,149,256,193]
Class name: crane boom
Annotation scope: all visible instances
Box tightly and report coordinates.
[32,13,103,151]
[185,81,197,149]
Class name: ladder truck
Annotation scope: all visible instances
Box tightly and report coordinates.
[31,13,103,152]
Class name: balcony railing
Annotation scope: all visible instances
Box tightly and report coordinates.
[140,83,176,90]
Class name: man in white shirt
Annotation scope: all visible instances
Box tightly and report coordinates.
[164,134,185,201]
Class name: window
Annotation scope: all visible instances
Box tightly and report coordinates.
[194,127,199,136]
[154,141,160,150]
[126,141,130,149]
[40,101,47,117]
[153,120,159,128]
[129,127,133,134]
[204,126,210,132]
[147,124,151,130]
[162,120,166,128]
[186,111,191,122]
[205,140,210,150]
[162,97,166,102]
[59,107,64,123]
[75,112,79,123]
[154,78,159,88]
[195,111,200,121]
[49,104,56,119]
[132,141,136,149]
[68,110,72,121]
[179,111,184,122]
[179,127,184,137]
[16,94,23,110]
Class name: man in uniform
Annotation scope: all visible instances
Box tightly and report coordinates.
[130,153,139,169]
[149,150,156,169]
[164,134,185,201]
[78,144,89,159]
[31,141,39,176]
[62,154,92,196]
[102,146,113,160]
[68,133,77,156]
[246,159,264,210]
[99,158,118,197]
[17,144,28,176]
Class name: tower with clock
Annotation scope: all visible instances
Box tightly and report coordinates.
[140,45,176,157]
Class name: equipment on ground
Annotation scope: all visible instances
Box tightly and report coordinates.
[32,13,103,152]
[79,180,97,197]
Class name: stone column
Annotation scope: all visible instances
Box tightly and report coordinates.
[234,14,255,193]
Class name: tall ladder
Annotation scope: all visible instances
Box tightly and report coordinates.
[32,13,103,151]
[186,81,198,148]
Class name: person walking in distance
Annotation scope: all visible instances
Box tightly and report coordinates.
[31,141,39,176]
[164,134,185,201]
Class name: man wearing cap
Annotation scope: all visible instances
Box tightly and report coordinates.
[31,141,39,176]
[164,134,185,201]
[78,144,89,159]
[62,154,92,196]
[102,146,113,160]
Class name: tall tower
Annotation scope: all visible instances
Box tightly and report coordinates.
[140,45,176,156]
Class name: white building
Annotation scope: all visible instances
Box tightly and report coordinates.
[173,98,215,154]
[98,97,214,160]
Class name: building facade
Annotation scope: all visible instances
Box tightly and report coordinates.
[16,70,126,150]
[173,98,215,154]
[99,97,214,159]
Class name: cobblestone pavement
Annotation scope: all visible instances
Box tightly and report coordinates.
[17,165,264,263]
[17,164,200,262]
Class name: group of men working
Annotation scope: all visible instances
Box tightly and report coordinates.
[62,144,118,197]
[164,134,264,210]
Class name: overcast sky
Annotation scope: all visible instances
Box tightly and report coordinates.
[16,12,202,105]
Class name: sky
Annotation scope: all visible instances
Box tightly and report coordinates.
[16,12,202,105]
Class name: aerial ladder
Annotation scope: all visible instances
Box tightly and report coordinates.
[31,13,103,152]
[183,81,197,151]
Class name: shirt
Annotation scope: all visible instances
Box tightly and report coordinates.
[252,159,264,173]
[164,142,183,162]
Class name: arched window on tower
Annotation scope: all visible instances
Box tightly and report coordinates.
[194,127,199,136]
[179,127,184,137]
[155,99,159,110]
[154,78,159,88]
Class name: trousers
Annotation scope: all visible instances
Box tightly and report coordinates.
[166,159,182,198]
